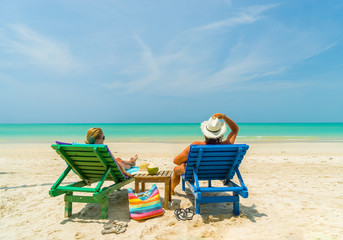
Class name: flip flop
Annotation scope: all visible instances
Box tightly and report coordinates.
[174,209,186,221]
[115,224,127,234]
[101,224,127,235]
[103,220,118,230]
[184,208,195,220]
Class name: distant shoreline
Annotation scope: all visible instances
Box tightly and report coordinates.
[1,123,343,143]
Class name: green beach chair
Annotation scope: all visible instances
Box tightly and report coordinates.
[49,143,134,219]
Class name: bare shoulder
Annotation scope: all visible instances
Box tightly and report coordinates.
[222,139,234,145]
[191,141,206,145]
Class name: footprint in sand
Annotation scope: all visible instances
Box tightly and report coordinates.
[75,232,85,239]
[167,220,175,226]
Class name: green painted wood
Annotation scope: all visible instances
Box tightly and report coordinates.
[56,147,89,181]
[64,151,111,157]
[101,198,109,219]
[50,144,133,219]
[94,178,134,199]
[72,161,106,166]
[49,181,89,197]
[81,169,108,174]
[51,166,72,190]
[94,147,122,182]
[64,193,72,217]
[50,189,68,197]
[77,166,106,170]
[57,186,97,193]
[69,156,115,161]
[95,168,111,192]
[51,145,107,152]
[65,195,97,204]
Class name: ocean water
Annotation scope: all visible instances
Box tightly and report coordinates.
[0,123,342,143]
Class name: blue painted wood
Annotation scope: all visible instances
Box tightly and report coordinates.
[186,161,237,166]
[188,155,239,160]
[182,144,249,215]
[198,196,237,204]
[233,193,240,216]
[195,186,244,192]
[195,149,203,172]
[189,152,240,157]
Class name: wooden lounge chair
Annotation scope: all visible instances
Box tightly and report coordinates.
[181,144,249,215]
[49,143,134,219]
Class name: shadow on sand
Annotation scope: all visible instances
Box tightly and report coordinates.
[0,182,75,190]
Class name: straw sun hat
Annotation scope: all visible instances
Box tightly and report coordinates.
[200,117,227,139]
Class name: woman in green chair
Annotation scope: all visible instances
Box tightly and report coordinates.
[85,128,138,177]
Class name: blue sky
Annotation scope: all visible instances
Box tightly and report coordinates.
[0,0,342,123]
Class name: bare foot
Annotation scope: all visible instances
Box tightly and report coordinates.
[129,154,138,166]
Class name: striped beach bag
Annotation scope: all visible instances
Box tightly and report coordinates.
[128,184,164,220]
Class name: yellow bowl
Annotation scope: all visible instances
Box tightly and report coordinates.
[147,167,159,175]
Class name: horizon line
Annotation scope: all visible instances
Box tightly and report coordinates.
[0,122,343,124]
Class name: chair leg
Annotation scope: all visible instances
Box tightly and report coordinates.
[182,178,185,191]
[233,193,240,216]
[64,193,72,218]
[101,197,109,219]
[194,192,201,214]
[169,178,172,201]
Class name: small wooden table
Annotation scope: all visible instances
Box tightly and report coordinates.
[134,170,172,210]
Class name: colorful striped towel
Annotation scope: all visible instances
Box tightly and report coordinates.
[128,184,164,220]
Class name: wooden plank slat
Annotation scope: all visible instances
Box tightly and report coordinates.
[52,145,107,152]
[190,148,240,153]
[69,156,114,161]
[65,151,111,157]
[188,162,236,166]
[73,161,104,166]
[189,152,238,157]
[78,165,105,170]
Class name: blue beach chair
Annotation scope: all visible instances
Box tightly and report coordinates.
[181,144,249,215]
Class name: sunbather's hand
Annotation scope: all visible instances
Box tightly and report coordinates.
[125,172,132,177]
[212,113,226,119]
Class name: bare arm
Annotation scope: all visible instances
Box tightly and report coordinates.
[173,145,190,165]
[212,113,239,144]
[173,141,204,165]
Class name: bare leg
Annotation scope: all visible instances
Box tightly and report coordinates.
[115,158,132,176]
[171,164,185,195]
[118,154,138,167]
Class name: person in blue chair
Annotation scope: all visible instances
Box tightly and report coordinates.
[171,113,239,194]
[85,128,138,177]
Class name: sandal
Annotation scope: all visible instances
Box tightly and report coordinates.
[174,209,186,221]
[184,208,195,220]
[103,220,118,230]
[102,221,128,234]
[115,224,127,234]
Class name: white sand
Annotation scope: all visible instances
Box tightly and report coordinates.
[1,142,343,240]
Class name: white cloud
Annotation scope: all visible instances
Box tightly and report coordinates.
[102,3,339,97]
[0,24,80,74]
[103,34,160,93]
[195,4,279,31]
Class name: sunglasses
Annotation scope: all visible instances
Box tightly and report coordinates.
[102,135,105,140]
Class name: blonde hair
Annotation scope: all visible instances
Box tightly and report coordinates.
[85,128,103,144]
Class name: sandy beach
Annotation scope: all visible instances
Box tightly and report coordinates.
[1,142,343,240]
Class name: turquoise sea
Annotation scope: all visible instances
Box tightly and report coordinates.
[0,123,342,143]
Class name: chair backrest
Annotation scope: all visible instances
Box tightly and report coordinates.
[51,144,126,182]
[184,144,249,181]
